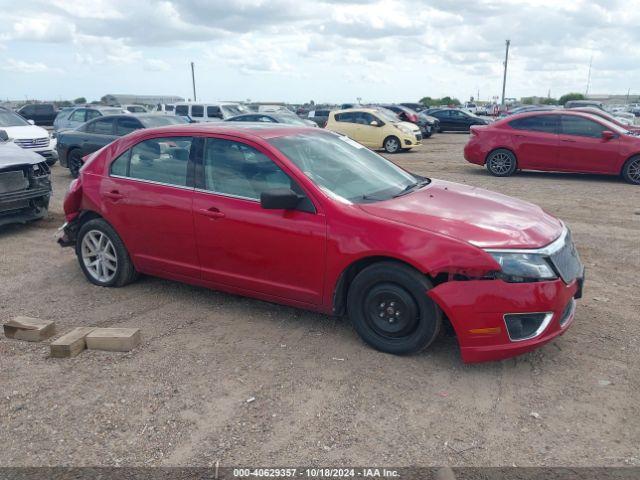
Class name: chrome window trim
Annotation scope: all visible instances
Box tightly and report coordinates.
[194,187,259,203]
[503,311,554,342]
[484,225,568,256]
[109,174,193,191]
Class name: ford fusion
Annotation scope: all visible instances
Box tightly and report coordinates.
[58,124,584,362]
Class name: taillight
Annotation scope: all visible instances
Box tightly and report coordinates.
[409,113,418,123]
[63,177,83,221]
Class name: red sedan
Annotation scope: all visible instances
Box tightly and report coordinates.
[58,124,584,363]
[464,110,640,184]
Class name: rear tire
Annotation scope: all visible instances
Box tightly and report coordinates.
[486,149,517,177]
[622,155,640,185]
[68,149,83,179]
[76,218,138,287]
[347,262,442,355]
[383,136,401,154]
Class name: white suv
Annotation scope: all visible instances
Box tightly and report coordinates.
[173,102,248,122]
[0,107,58,165]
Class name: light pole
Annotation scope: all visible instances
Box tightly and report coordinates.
[501,40,510,106]
[191,62,197,102]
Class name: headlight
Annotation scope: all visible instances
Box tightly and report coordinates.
[396,124,412,134]
[489,252,557,282]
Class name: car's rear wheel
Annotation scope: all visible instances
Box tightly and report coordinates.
[76,218,138,287]
[622,155,640,185]
[68,149,83,178]
[486,149,517,177]
[383,136,401,153]
[347,262,442,355]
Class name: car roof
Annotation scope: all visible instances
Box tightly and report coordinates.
[332,108,379,115]
[496,109,618,125]
[119,122,321,141]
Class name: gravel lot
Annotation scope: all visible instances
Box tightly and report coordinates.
[1,133,638,467]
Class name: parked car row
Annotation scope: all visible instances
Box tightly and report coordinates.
[0,107,58,165]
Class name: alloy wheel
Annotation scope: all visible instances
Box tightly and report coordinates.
[385,137,399,153]
[488,152,513,175]
[81,230,118,283]
[628,158,640,184]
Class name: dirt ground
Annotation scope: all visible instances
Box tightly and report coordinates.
[0,133,638,468]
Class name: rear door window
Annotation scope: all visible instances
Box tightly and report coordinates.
[91,118,115,135]
[116,117,143,136]
[110,137,193,186]
[69,109,86,122]
[86,110,101,121]
[509,115,558,134]
[207,106,221,118]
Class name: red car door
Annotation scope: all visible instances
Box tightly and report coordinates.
[100,135,200,278]
[508,114,559,170]
[557,115,622,174]
[192,136,326,305]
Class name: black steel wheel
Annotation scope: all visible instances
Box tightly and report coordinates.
[347,261,442,355]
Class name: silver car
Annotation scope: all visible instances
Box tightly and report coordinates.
[53,106,127,132]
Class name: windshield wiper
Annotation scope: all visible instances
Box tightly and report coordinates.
[393,179,430,198]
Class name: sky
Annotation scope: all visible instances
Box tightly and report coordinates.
[1,0,639,104]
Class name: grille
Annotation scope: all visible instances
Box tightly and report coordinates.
[14,137,49,149]
[549,231,583,283]
[415,133,423,141]
[0,170,28,194]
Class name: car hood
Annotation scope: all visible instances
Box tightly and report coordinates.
[398,121,420,132]
[1,125,49,139]
[359,179,563,249]
[0,142,44,168]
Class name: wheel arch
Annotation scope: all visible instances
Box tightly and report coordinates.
[620,153,640,175]
[382,134,400,150]
[332,255,432,316]
[484,146,517,165]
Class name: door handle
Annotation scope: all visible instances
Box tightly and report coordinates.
[104,190,124,200]
[198,207,226,219]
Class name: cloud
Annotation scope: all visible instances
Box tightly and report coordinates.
[2,58,61,73]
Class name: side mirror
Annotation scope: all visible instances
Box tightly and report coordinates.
[260,188,301,210]
[370,120,379,126]
[602,130,616,141]
[27,119,35,125]
[0,130,9,142]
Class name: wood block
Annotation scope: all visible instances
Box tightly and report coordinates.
[3,316,55,342]
[50,327,96,358]
[85,328,141,352]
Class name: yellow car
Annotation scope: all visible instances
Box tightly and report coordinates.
[325,108,422,153]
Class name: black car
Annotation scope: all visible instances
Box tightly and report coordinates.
[426,108,488,132]
[57,114,188,177]
[17,103,58,126]
[225,113,317,127]
[304,109,332,128]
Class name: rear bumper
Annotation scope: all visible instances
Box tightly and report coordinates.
[428,277,583,363]
[463,140,485,166]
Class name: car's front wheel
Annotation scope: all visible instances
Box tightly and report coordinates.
[383,136,401,153]
[486,149,517,177]
[76,218,138,287]
[347,262,442,355]
[622,155,640,185]
[68,149,83,178]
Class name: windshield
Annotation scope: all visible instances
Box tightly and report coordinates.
[269,132,422,203]
[139,116,188,127]
[0,110,30,127]
[375,109,400,123]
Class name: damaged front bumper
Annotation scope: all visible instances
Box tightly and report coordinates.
[0,161,52,227]
[428,275,584,363]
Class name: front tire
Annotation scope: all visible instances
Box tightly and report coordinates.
[347,262,442,355]
[383,136,401,154]
[76,218,137,287]
[68,149,83,178]
[486,149,517,177]
[622,155,640,185]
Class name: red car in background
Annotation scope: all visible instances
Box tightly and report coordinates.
[58,124,584,363]
[464,110,640,184]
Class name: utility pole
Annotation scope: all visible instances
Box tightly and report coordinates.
[501,40,510,106]
[585,54,593,97]
[626,88,630,104]
[191,62,197,102]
